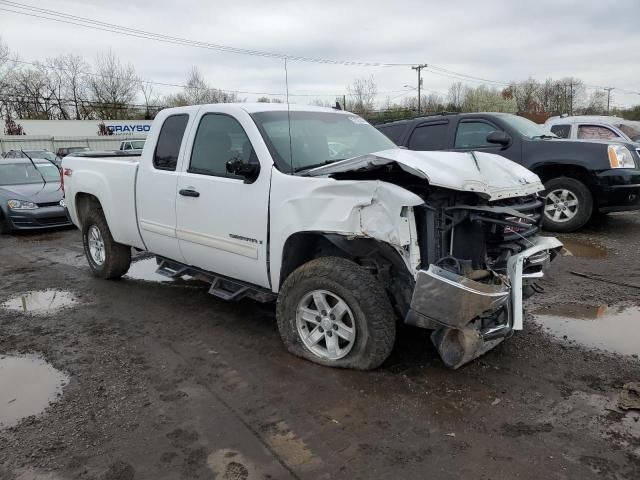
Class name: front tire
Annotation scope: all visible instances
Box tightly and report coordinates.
[276,256,396,370]
[82,208,131,279]
[542,177,593,232]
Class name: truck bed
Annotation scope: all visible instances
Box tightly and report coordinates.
[62,154,145,249]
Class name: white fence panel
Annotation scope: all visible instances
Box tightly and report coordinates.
[0,135,146,154]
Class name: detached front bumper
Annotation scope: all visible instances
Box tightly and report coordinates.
[405,236,563,368]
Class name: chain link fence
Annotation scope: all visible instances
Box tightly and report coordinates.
[0,136,146,154]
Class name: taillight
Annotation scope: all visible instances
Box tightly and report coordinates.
[61,168,72,192]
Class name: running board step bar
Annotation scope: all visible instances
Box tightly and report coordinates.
[156,259,190,278]
[208,278,250,301]
[154,256,276,303]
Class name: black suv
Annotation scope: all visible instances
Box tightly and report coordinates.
[377,112,640,232]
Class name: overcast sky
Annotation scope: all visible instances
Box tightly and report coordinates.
[1,0,639,108]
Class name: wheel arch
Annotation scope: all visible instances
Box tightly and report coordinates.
[74,192,103,229]
[278,231,415,316]
[531,163,594,186]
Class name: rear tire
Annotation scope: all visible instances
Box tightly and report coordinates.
[276,256,396,370]
[82,208,131,279]
[542,177,593,232]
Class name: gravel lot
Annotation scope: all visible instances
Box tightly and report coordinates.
[1,213,639,480]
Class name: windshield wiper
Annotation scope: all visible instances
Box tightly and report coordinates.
[21,149,47,185]
[531,134,558,140]
[294,159,339,173]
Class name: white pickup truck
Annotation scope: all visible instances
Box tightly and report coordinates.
[63,103,562,370]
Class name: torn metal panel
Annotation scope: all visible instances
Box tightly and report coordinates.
[431,328,506,370]
[408,265,510,329]
[269,168,424,290]
[507,235,564,330]
[303,148,544,201]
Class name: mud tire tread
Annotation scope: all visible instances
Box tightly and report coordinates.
[276,256,396,370]
[82,208,131,279]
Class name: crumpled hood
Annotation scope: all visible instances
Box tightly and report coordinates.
[0,182,64,204]
[304,149,544,201]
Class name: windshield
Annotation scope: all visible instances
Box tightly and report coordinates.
[501,115,558,139]
[27,151,58,161]
[251,111,396,172]
[0,163,61,185]
[616,122,640,142]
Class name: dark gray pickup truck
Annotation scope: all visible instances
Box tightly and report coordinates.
[377,112,640,232]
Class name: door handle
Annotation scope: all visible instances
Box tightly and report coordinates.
[179,188,200,198]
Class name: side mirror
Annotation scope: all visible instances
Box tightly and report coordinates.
[226,159,260,182]
[486,131,511,148]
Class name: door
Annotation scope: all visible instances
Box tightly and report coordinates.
[136,112,192,261]
[452,119,519,161]
[175,111,271,288]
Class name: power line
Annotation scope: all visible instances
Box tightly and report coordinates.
[0,0,414,67]
[1,1,637,100]
[425,65,511,87]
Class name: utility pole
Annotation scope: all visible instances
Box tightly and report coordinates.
[568,81,574,116]
[412,64,428,115]
[604,87,614,115]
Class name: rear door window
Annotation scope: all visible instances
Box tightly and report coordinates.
[550,124,571,138]
[377,123,406,144]
[153,114,189,171]
[408,121,449,150]
[577,125,620,140]
[454,121,499,148]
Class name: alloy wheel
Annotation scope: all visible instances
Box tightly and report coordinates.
[296,289,356,360]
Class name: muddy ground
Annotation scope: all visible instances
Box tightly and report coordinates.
[0,213,639,480]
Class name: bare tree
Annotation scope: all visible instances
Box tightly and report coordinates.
[52,54,92,119]
[446,81,464,110]
[347,76,377,114]
[0,37,18,120]
[8,65,58,119]
[584,90,607,115]
[139,81,162,119]
[165,66,240,107]
[89,50,139,119]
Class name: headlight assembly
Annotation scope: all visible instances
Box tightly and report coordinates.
[608,145,636,169]
[7,199,38,210]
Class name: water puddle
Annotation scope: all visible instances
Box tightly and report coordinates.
[533,304,640,356]
[0,354,69,429]
[1,290,77,315]
[125,258,173,283]
[559,237,607,259]
[125,257,197,285]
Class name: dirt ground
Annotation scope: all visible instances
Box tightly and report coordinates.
[1,213,639,480]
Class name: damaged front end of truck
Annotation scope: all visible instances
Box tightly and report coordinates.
[305,149,563,369]
[406,196,562,368]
